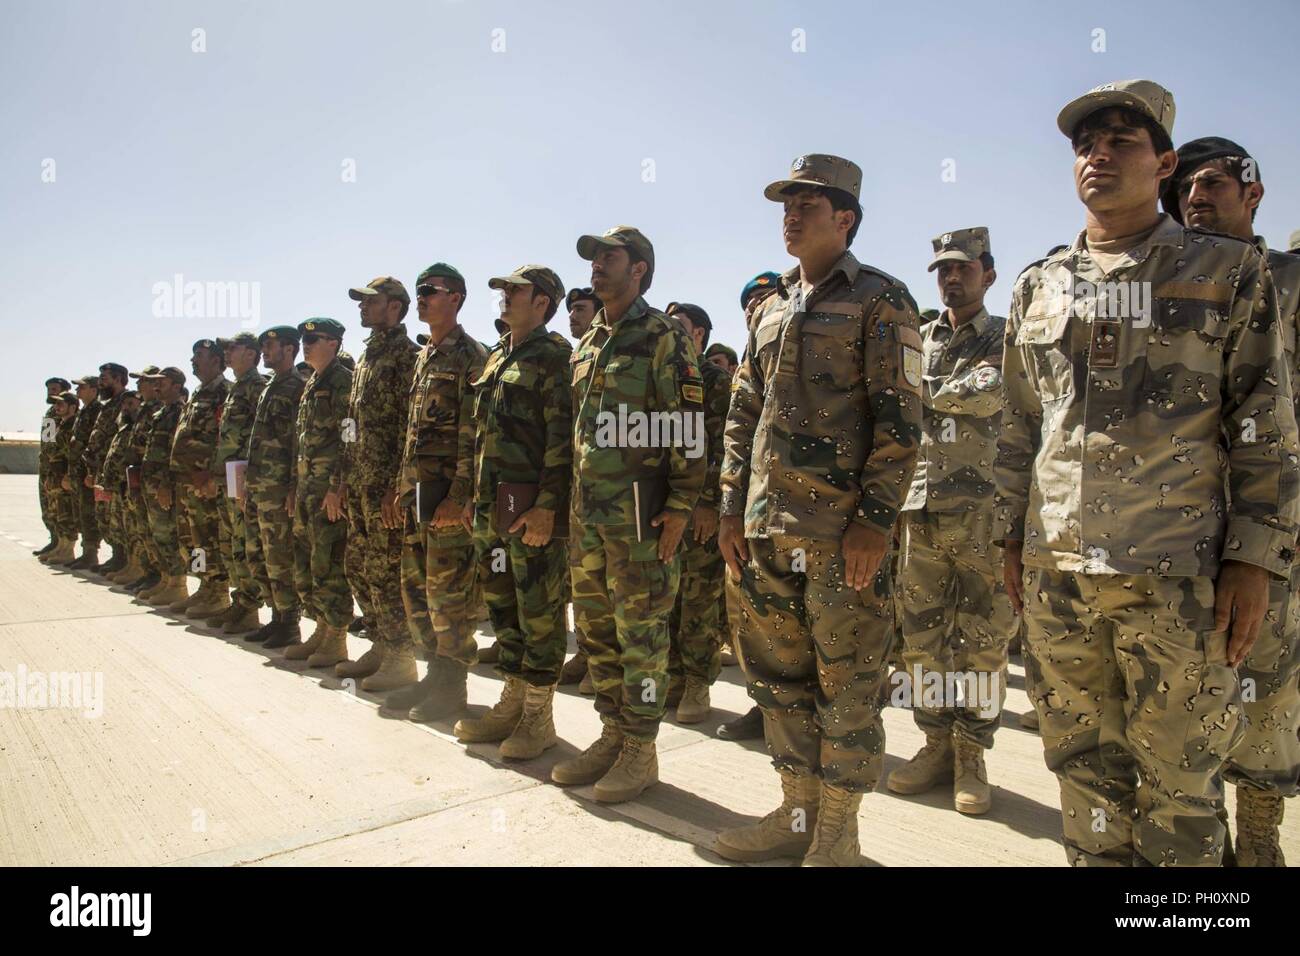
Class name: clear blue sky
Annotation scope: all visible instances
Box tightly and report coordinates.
[3,0,1298,431]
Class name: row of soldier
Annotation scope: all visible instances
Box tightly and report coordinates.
[32,76,1300,867]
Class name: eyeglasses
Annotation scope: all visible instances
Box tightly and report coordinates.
[416,284,454,298]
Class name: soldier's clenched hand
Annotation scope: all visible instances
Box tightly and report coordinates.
[651,509,688,563]
[380,488,400,529]
[691,505,719,543]
[842,522,888,591]
[509,506,555,547]
[432,496,462,529]
[1215,560,1270,666]
[718,515,749,580]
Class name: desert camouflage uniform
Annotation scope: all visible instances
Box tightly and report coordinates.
[898,306,1017,747]
[294,358,353,628]
[668,355,729,685]
[471,325,572,685]
[994,216,1300,866]
[245,368,307,614]
[214,366,267,612]
[170,377,229,585]
[335,324,418,652]
[143,400,185,575]
[398,325,487,666]
[571,296,707,739]
[85,391,126,549]
[68,398,101,548]
[719,252,924,792]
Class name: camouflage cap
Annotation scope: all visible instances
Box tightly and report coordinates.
[120,388,138,400]
[416,262,464,286]
[129,365,162,380]
[47,390,78,405]
[74,374,99,388]
[741,271,781,308]
[764,154,863,203]
[928,226,991,271]
[1160,136,1255,224]
[565,286,600,311]
[348,276,410,305]
[216,331,260,352]
[1056,79,1175,140]
[258,325,301,346]
[1290,229,1300,254]
[145,366,187,386]
[191,338,223,357]
[488,264,565,308]
[666,301,712,331]
[704,343,738,366]
[298,318,345,340]
[98,362,129,378]
[576,226,655,291]
[44,376,71,389]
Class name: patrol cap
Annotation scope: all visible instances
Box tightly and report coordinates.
[1160,136,1256,224]
[75,374,99,388]
[146,366,187,386]
[928,226,991,271]
[298,318,345,340]
[258,325,301,346]
[741,271,780,309]
[44,376,71,389]
[348,276,410,306]
[488,265,565,307]
[99,362,129,378]
[576,226,656,292]
[704,343,738,366]
[1290,229,1300,254]
[191,339,223,357]
[416,262,464,287]
[120,388,138,400]
[1056,79,1176,140]
[764,154,863,203]
[48,390,78,405]
[217,331,260,352]
[129,365,161,380]
[665,301,712,331]
[565,286,600,311]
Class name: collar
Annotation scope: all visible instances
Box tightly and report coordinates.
[367,322,409,348]
[592,295,651,332]
[427,323,465,353]
[936,306,992,339]
[1066,213,1186,262]
[776,250,861,299]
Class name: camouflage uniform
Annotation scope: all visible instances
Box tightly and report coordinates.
[47,412,78,541]
[995,216,1299,865]
[143,400,185,575]
[571,295,707,739]
[335,323,418,652]
[720,250,924,792]
[471,323,573,685]
[128,399,162,573]
[245,367,307,614]
[68,396,101,548]
[899,298,1017,748]
[99,410,136,557]
[85,391,126,549]
[668,355,730,685]
[398,325,487,665]
[170,377,229,585]
[214,365,267,612]
[38,405,58,540]
[294,357,354,628]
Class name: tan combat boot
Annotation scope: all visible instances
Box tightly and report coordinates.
[675,677,711,724]
[307,625,349,668]
[552,718,623,785]
[41,539,76,565]
[186,583,232,619]
[148,574,190,607]
[361,645,417,692]
[284,620,327,661]
[1019,709,1040,731]
[1235,788,1286,866]
[115,558,147,587]
[168,578,206,612]
[336,644,383,679]
[593,736,658,803]
[499,683,558,759]
[221,604,261,635]
[454,675,526,743]
[714,769,820,861]
[953,736,992,815]
[886,731,954,794]
[801,783,863,867]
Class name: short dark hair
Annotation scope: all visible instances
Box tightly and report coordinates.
[534,288,559,323]
[625,248,650,295]
[787,185,863,248]
[979,252,995,271]
[1071,107,1174,158]
[443,273,467,312]
[1220,156,1261,223]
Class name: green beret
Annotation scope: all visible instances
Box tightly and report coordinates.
[417,262,464,286]
[258,325,301,346]
[297,318,345,339]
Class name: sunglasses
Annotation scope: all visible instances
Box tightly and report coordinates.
[416,284,454,298]
[302,333,337,346]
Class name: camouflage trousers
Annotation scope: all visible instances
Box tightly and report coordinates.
[293,493,351,628]
[39,468,53,535]
[571,522,680,741]
[668,527,725,684]
[125,492,157,572]
[49,484,77,538]
[72,472,99,545]
[216,489,259,611]
[724,573,740,659]
[898,510,1015,748]
[474,511,567,686]
[1022,568,1243,867]
[344,488,406,649]
[736,533,894,794]
[94,492,116,548]
[1224,561,1300,797]
[180,485,227,585]
[400,513,477,665]
[246,496,299,613]
[145,491,186,576]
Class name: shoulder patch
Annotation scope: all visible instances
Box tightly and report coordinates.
[681,383,704,405]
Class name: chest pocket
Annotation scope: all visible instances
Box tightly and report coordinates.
[421,371,461,424]
[602,354,649,407]
[499,364,536,415]
[1015,311,1073,404]
[801,307,862,391]
[1143,295,1230,405]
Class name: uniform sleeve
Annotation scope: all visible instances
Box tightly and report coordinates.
[333,370,361,490]
[374,344,416,494]
[719,321,764,518]
[852,288,923,535]
[448,347,485,506]
[397,371,419,504]
[697,366,730,508]
[656,327,706,515]
[993,279,1040,546]
[1219,251,1300,576]
[534,349,574,516]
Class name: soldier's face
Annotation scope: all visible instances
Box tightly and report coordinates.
[358,293,395,329]
[192,348,221,380]
[416,284,459,324]
[56,400,76,420]
[137,379,156,402]
[1072,112,1177,213]
[156,379,179,402]
[674,313,706,354]
[568,300,596,339]
[708,354,734,376]
[227,344,258,375]
[76,384,97,404]
[782,189,851,258]
[1178,160,1261,235]
[122,397,140,421]
[45,383,62,399]
[97,371,115,397]
[936,259,989,309]
[590,247,639,301]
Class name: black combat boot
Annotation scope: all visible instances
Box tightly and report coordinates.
[99,546,127,575]
[247,607,282,643]
[129,571,160,594]
[263,608,302,649]
[717,706,764,741]
[33,538,56,557]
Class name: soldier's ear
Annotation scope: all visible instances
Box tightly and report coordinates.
[982,267,997,292]
[1244,181,1264,216]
